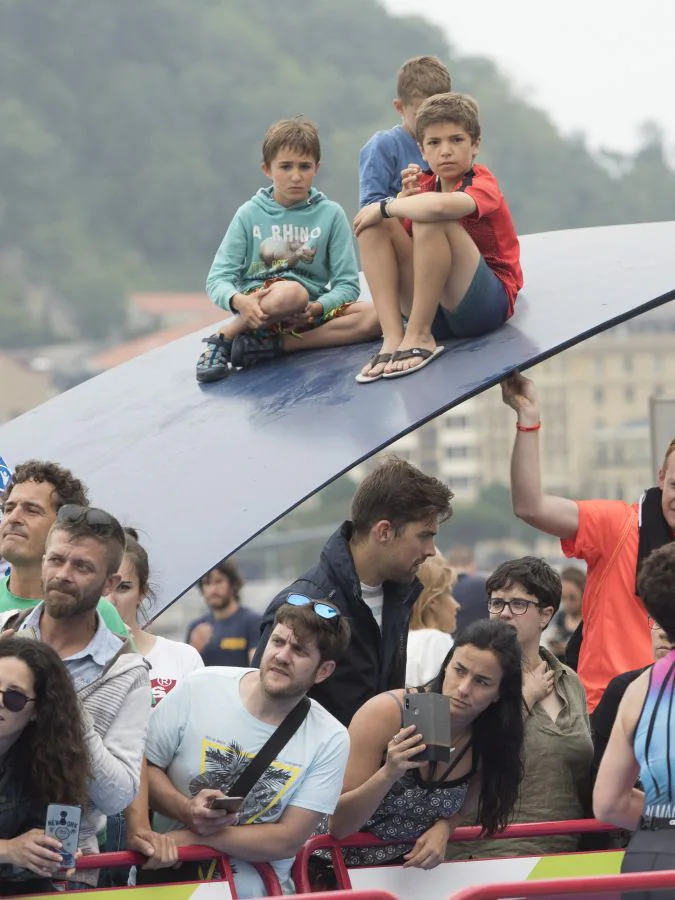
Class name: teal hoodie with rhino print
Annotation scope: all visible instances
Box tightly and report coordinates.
[206,186,360,318]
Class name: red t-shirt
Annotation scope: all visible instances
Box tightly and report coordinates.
[561,499,653,713]
[404,165,523,313]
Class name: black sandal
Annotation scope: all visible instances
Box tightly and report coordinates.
[355,352,393,384]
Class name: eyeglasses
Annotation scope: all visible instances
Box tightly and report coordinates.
[0,688,36,713]
[487,597,541,616]
[57,505,124,541]
[286,594,341,626]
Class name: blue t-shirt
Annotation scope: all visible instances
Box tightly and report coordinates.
[358,124,425,208]
[146,666,349,892]
[186,606,261,667]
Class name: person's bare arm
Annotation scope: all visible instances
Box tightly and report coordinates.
[170,805,323,862]
[147,763,237,836]
[329,693,424,839]
[501,372,579,540]
[593,673,647,829]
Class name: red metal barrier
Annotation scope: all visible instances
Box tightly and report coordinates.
[447,868,675,898]
[64,846,281,896]
[283,894,398,900]
[292,819,619,893]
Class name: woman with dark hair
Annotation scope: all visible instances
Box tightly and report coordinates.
[0,636,89,894]
[329,618,524,868]
[452,556,592,860]
[110,529,203,707]
[595,543,675,900]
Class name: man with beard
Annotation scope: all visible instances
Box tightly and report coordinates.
[253,456,454,725]
[4,505,151,888]
[0,459,127,636]
[128,599,350,899]
[186,559,261,666]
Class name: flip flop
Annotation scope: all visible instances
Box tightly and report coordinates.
[382,346,445,379]
[355,352,393,384]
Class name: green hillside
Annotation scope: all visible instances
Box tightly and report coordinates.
[2,0,674,344]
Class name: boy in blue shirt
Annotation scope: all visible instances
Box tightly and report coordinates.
[197,118,379,382]
[359,55,452,209]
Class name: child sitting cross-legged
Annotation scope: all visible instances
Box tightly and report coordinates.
[353,93,523,383]
[197,117,380,383]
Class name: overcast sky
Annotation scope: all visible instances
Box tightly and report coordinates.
[381,0,674,155]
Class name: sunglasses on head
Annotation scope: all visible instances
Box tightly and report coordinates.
[0,687,36,713]
[57,505,123,538]
[286,594,341,625]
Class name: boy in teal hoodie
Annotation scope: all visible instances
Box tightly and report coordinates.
[197,118,379,382]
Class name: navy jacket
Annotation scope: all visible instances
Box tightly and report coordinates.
[252,522,422,726]
[0,748,52,889]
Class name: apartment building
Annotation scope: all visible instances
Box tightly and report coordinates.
[370,304,675,502]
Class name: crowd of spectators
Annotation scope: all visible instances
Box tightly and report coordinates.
[1,52,674,898]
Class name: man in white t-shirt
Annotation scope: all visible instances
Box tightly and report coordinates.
[128,599,351,898]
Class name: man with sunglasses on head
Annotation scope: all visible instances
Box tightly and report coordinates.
[253,456,454,725]
[2,503,151,890]
[0,459,127,636]
[126,598,350,898]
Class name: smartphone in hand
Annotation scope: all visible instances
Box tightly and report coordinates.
[45,804,81,869]
[207,796,244,813]
[402,692,452,763]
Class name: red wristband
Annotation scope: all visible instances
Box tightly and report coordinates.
[516,421,541,432]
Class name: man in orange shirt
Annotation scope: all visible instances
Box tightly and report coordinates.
[501,372,675,712]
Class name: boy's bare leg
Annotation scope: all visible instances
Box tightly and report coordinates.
[281,303,381,353]
[387,220,480,374]
[216,282,310,339]
[357,220,413,378]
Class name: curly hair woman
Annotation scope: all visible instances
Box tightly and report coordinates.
[329,618,524,868]
[0,636,89,894]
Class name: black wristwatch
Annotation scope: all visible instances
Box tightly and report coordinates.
[380,197,395,219]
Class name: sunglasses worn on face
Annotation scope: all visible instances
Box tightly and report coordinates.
[0,688,36,713]
[286,594,341,625]
[57,505,124,540]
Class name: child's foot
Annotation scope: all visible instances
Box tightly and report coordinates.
[355,342,400,384]
[355,352,393,384]
[383,335,445,378]
[231,332,285,369]
[196,334,233,383]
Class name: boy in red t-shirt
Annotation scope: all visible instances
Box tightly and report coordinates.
[353,92,523,382]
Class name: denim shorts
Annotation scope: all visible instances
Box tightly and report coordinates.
[431,257,510,340]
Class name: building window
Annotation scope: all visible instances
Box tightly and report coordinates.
[594,387,604,404]
[594,357,603,377]
[625,386,634,403]
[446,446,469,459]
[623,356,633,373]
[449,416,472,430]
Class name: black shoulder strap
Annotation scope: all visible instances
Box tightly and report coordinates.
[229,697,311,799]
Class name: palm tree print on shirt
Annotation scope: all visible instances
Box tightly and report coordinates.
[189,739,300,824]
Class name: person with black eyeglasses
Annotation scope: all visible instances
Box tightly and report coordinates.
[445,556,593,863]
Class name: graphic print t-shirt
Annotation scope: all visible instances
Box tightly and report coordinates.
[145,635,204,706]
[145,666,349,883]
